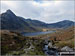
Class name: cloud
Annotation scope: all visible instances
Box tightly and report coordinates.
[1,0,74,23]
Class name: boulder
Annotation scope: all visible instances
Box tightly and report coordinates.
[61,46,73,51]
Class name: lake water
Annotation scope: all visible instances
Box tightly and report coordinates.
[22,31,55,36]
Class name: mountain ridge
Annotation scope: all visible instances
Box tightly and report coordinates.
[0,9,75,32]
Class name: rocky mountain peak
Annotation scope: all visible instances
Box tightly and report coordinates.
[5,9,16,16]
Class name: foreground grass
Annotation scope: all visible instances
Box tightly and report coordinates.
[54,38,74,49]
[1,30,45,55]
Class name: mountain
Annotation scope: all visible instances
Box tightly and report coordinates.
[25,19,74,29]
[0,9,75,32]
[0,10,39,32]
[24,19,48,28]
[47,20,74,28]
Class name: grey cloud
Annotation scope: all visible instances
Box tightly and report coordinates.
[1,0,74,23]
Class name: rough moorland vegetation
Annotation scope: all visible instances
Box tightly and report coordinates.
[34,26,74,50]
[1,30,45,55]
[48,26,74,49]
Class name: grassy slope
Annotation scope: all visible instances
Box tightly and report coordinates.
[1,26,75,55]
[34,26,74,49]
[49,26,74,49]
[1,30,45,55]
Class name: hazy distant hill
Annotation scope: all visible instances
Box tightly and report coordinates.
[0,9,75,32]
[47,20,74,28]
[24,19,48,30]
[25,19,74,29]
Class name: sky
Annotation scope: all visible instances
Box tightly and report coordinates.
[1,0,75,23]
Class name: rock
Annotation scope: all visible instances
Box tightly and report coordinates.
[61,46,73,51]
[53,46,58,49]
[48,42,52,48]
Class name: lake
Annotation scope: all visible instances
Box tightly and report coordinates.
[22,31,55,36]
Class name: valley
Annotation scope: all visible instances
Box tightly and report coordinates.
[0,10,75,56]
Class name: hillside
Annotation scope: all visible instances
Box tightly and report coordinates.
[48,26,74,49]
[34,26,74,49]
[0,10,40,32]
[47,20,74,28]
[1,30,45,55]
[1,9,75,32]
[49,26,74,41]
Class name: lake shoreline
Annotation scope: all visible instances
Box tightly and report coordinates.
[21,31,56,37]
